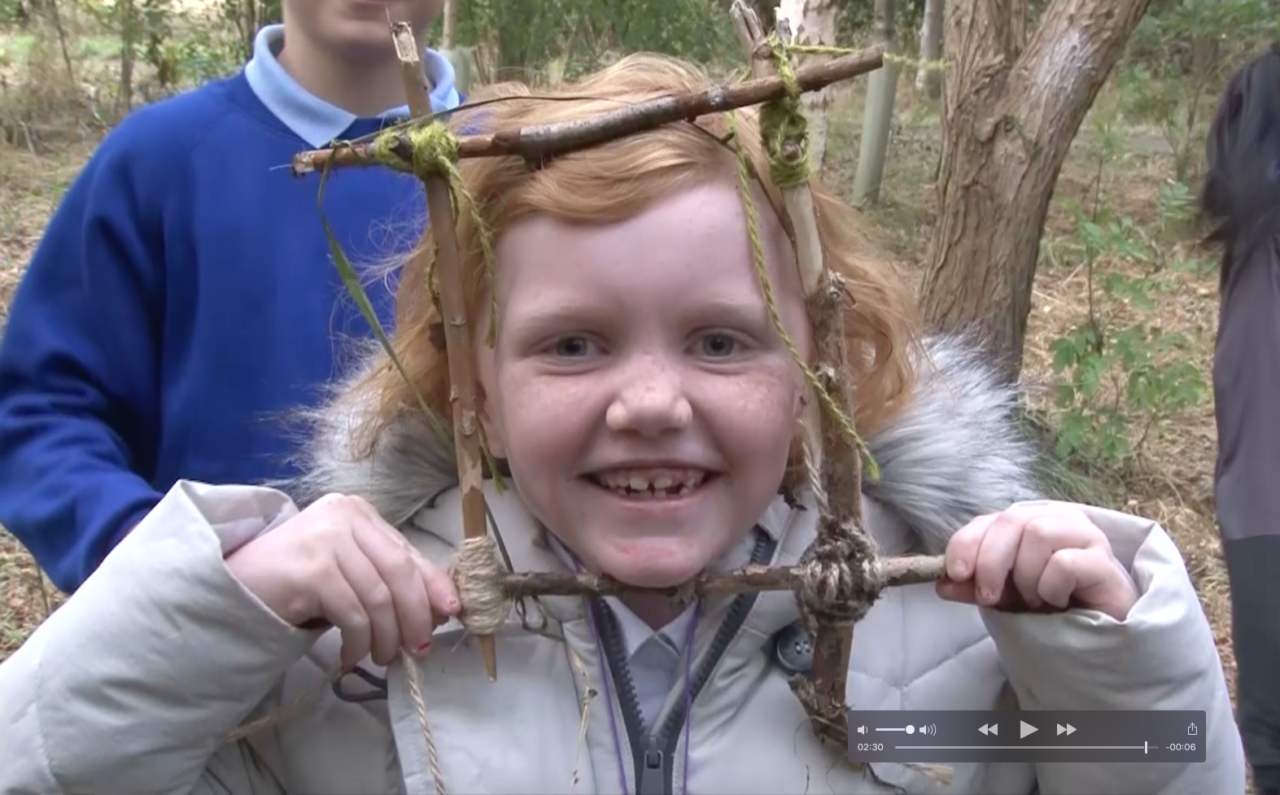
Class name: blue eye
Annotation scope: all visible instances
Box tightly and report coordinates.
[699,333,738,358]
[553,336,593,358]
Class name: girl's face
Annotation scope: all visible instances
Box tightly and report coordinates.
[477,181,812,588]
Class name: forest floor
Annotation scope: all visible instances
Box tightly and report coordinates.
[0,55,1235,740]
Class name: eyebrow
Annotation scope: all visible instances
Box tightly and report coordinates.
[683,296,774,330]
[506,296,774,340]
[502,302,617,342]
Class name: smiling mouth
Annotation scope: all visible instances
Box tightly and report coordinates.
[586,468,718,499]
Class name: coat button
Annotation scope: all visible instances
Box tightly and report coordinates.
[773,621,813,676]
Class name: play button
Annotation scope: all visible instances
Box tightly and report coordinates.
[1057,723,1076,736]
[1020,721,1038,739]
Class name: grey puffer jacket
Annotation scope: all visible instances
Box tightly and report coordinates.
[0,337,1245,794]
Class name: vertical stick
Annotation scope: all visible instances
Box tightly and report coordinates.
[391,21,499,682]
[730,0,863,749]
[732,4,826,298]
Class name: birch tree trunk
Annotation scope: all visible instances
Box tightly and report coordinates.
[441,0,457,49]
[775,0,839,169]
[915,0,942,99]
[851,0,898,206]
[917,0,1153,383]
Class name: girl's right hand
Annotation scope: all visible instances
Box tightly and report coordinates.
[225,493,461,669]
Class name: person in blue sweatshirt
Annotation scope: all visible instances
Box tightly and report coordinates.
[0,0,460,594]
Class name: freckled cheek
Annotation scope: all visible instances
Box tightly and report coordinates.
[705,373,799,479]
[495,373,600,465]
[698,367,800,437]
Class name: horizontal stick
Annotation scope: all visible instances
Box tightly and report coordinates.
[499,555,1072,615]
[499,553,945,600]
[290,45,884,176]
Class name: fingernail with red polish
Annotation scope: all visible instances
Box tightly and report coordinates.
[416,640,432,654]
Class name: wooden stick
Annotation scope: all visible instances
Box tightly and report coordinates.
[729,0,862,752]
[290,46,884,176]
[732,4,827,297]
[391,21,499,683]
[499,554,946,599]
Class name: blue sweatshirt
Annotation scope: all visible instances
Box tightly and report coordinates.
[0,28,461,592]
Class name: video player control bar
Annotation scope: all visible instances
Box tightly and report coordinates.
[847,710,1207,764]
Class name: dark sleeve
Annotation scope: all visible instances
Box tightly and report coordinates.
[0,128,166,594]
[1212,234,1280,790]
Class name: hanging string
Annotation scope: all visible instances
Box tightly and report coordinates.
[787,41,947,74]
[368,121,508,487]
[726,41,881,480]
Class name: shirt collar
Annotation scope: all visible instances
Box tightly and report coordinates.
[244,23,461,148]
[610,597,696,660]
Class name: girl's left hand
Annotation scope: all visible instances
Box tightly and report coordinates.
[936,502,1139,621]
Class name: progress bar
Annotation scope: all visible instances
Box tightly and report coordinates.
[899,745,1149,751]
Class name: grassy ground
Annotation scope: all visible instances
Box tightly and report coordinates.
[0,34,1237,727]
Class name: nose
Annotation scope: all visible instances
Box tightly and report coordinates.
[605,357,693,436]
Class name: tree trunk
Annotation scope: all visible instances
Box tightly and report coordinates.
[851,0,898,206]
[917,0,1152,383]
[1009,0,1029,58]
[915,0,943,100]
[117,0,135,112]
[441,0,458,48]
[242,0,257,61]
[776,0,839,168]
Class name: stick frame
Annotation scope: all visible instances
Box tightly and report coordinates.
[297,12,997,777]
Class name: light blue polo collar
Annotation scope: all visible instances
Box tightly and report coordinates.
[244,24,460,148]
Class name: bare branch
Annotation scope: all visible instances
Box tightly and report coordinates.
[499,554,947,600]
[290,46,884,176]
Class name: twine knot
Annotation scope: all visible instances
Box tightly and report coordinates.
[795,527,880,629]
[370,119,500,347]
[371,122,461,177]
[759,32,811,189]
[448,535,510,635]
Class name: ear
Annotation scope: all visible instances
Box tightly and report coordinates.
[476,382,507,460]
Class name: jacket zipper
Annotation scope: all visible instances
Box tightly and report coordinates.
[593,530,777,795]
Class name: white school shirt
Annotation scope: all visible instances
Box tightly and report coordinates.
[547,538,695,732]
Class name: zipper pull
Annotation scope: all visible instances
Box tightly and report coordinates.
[638,742,669,795]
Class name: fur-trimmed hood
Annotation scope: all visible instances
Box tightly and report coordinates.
[286,335,1044,555]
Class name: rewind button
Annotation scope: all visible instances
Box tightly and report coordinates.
[978,723,999,736]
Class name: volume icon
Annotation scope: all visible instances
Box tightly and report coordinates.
[917,724,937,736]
